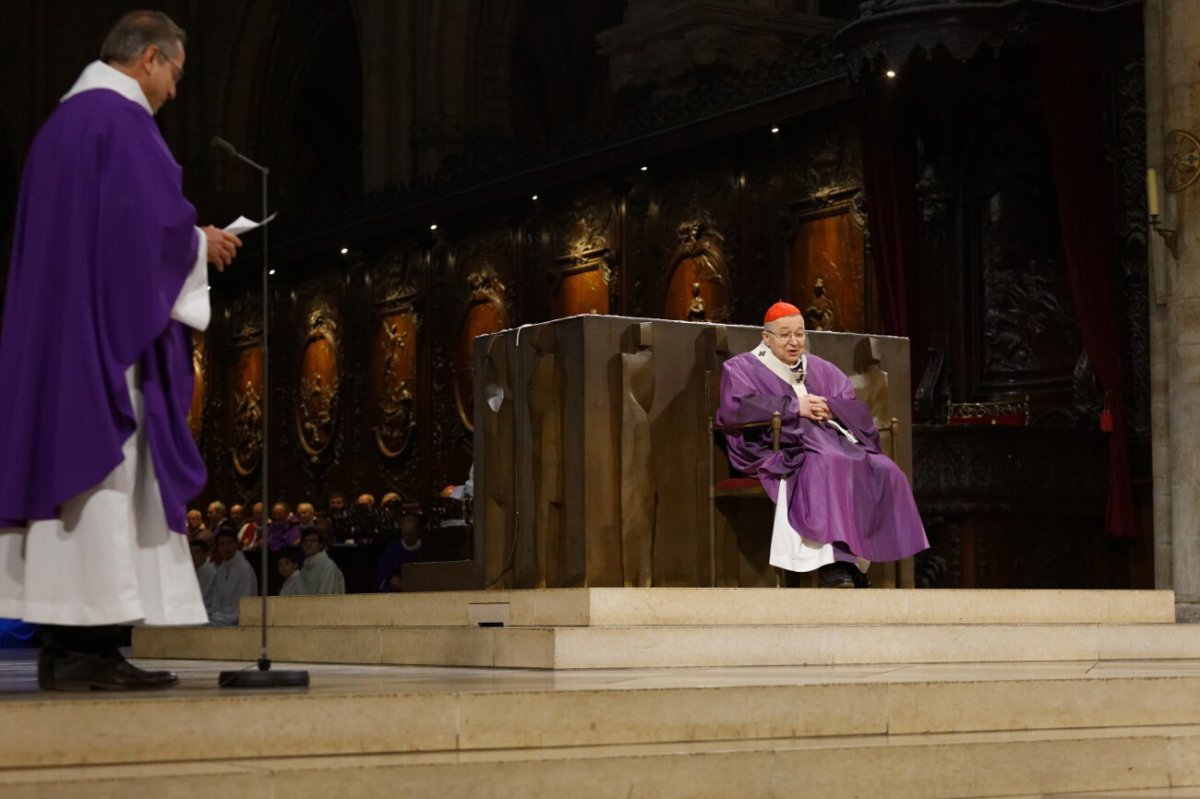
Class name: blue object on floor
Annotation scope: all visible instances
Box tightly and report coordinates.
[0,618,37,648]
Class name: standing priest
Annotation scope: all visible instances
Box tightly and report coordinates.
[716,302,928,587]
[0,10,242,690]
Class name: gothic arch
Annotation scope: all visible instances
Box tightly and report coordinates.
[214,0,364,207]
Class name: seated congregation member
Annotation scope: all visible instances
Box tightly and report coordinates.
[715,301,928,587]
[296,502,332,543]
[375,513,425,592]
[230,503,257,550]
[208,529,257,626]
[205,500,236,564]
[189,538,217,618]
[265,502,300,551]
[299,529,346,594]
[185,509,209,543]
[276,548,306,596]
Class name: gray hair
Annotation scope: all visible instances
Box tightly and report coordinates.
[100,10,186,64]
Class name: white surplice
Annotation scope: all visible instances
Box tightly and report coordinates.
[0,61,212,626]
[752,345,869,575]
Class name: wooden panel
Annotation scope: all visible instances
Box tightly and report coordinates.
[229,342,264,477]
[187,330,206,442]
[371,309,418,458]
[295,305,339,460]
[553,266,610,318]
[788,206,865,332]
[455,298,505,431]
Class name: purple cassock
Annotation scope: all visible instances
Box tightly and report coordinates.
[0,88,205,534]
[715,351,928,564]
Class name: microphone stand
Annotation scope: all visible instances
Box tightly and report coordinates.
[211,137,308,689]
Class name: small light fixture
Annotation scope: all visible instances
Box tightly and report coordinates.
[268,269,276,276]
[531,194,539,201]
[885,69,897,79]
[429,223,438,231]
[206,285,212,291]
[770,126,780,134]
[639,165,648,172]
[340,247,349,255]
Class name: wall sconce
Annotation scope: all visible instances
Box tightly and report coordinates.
[1147,167,1179,259]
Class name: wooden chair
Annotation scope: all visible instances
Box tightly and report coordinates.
[706,375,909,587]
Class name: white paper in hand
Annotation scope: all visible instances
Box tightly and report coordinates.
[223,212,278,236]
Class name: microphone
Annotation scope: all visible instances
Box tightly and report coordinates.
[210,135,269,175]
[210,135,238,157]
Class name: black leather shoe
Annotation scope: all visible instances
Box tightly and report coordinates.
[38,649,179,691]
[818,563,856,589]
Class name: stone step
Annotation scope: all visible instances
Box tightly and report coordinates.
[6,659,1200,771]
[134,619,1200,669]
[3,724,1200,799]
[237,588,1177,629]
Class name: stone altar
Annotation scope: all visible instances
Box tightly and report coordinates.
[472,315,913,588]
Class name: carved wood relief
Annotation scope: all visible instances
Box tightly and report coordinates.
[187,329,206,442]
[662,219,729,322]
[787,196,866,333]
[229,318,264,478]
[295,301,340,462]
[455,264,507,432]
[371,277,419,458]
[551,201,615,318]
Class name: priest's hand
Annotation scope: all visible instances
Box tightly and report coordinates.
[203,226,243,271]
[798,394,831,422]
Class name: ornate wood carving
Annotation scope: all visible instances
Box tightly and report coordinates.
[455,263,507,432]
[229,317,264,478]
[187,329,206,442]
[655,169,740,321]
[662,219,729,322]
[787,195,866,333]
[295,301,340,462]
[371,274,419,459]
[552,203,615,317]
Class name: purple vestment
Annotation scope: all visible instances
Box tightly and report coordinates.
[716,351,928,563]
[267,519,301,551]
[0,89,205,534]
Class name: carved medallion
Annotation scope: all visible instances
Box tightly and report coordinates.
[187,329,206,442]
[455,265,508,431]
[229,320,264,477]
[1164,129,1200,193]
[371,278,419,459]
[294,302,340,462]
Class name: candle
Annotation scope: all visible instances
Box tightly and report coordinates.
[1147,167,1161,217]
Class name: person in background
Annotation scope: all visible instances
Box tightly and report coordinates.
[276,548,306,596]
[189,538,216,618]
[375,513,425,592]
[208,528,256,627]
[299,529,345,595]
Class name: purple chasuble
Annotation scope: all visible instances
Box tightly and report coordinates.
[715,351,928,563]
[0,88,205,534]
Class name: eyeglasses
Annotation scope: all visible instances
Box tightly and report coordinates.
[157,51,185,83]
[764,330,805,343]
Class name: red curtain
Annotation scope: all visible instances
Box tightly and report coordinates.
[861,76,920,341]
[1038,24,1136,538]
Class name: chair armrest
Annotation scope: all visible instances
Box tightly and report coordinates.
[713,411,782,452]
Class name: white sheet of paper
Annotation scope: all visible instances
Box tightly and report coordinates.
[223,212,278,235]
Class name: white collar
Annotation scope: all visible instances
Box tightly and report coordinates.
[62,60,153,115]
[752,343,808,394]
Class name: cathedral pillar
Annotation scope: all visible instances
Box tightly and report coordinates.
[1145,0,1200,618]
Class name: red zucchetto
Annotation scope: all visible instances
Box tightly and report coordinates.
[763,301,801,324]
